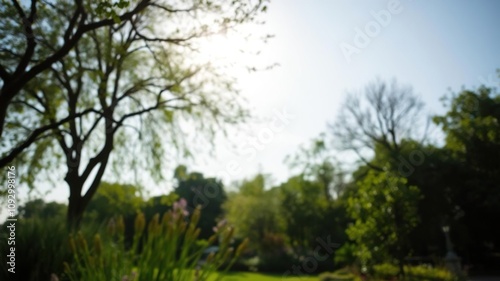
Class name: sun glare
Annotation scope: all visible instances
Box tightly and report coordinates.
[193,26,269,73]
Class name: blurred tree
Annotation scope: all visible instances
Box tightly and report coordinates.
[329,79,461,267]
[278,174,347,272]
[0,0,269,143]
[433,85,500,267]
[19,198,66,219]
[279,176,327,249]
[143,193,179,219]
[285,134,346,200]
[0,0,141,139]
[329,79,428,171]
[392,142,456,259]
[348,139,459,260]
[85,181,143,222]
[0,0,269,228]
[347,170,420,276]
[173,165,226,240]
[434,86,500,162]
[224,174,286,254]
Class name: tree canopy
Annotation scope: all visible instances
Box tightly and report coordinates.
[0,0,269,227]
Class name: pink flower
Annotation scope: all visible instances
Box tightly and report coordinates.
[173,198,189,217]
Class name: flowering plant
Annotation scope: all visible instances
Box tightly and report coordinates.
[64,199,247,281]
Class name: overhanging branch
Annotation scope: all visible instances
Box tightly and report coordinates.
[0,108,101,167]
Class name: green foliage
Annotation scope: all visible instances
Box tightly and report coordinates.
[279,176,326,247]
[256,251,298,273]
[95,0,130,23]
[64,199,247,281]
[373,263,454,281]
[224,172,346,273]
[406,265,454,281]
[0,217,71,281]
[224,174,286,254]
[143,192,180,219]
[346,171,420,266]
[0,0,270,228]
[19,199,66,219]
[433,86,500,195]
[433,86,500,263]
[285,134,345,199]
[434,86,500,155]
[218,271,320,281]
[173,166,227,239]
[372,263,399,280]
[253,232,297,272]
[334,243,358,268]
[85,182,144,223]
[319,268,361,281]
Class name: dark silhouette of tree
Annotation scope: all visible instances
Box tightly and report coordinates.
[173,165,227,240]
[329,79,428,171]
[433,85,500,266]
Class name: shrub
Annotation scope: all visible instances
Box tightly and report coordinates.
[319,268,361,281]
[405,265,454,281]
[372,263,455,281]
[257,251,298,272]
[63,199,247,281]
[334,243,358,268]
[373,263,399,280]
[0,217,71,281]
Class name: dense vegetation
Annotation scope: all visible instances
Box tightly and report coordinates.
[0,0,499,280]
[2,83,499,280]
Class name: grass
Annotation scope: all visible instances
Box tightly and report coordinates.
[216,271,319,281]
[123,268,319,281]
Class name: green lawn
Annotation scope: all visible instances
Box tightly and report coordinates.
[217,271,319,281]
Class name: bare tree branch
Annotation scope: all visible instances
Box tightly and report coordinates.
[0,108,100,167]
[11,0,37,78]
[149,3,196,13]
[330,79,425,169]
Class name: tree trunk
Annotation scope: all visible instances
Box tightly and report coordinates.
[0,89,13,138]
[64,146,113,230]
[66,173,85,230]
[67,194,84,231]
[398,256,406,280]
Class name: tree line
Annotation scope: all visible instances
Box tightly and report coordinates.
[0,0,498,276]
[16,78,500,274]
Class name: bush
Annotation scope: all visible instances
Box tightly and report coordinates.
[405,265,454,281]
[334,243,358,268]
[0,217,71,281]
[319,268,361,281]
[64,200,248,281]
[372,263,455,281]
[373,263,399,280]
[257,252,299,273]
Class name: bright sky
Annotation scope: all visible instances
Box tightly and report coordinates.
[7,0,500,216]
[190,0,500,187]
